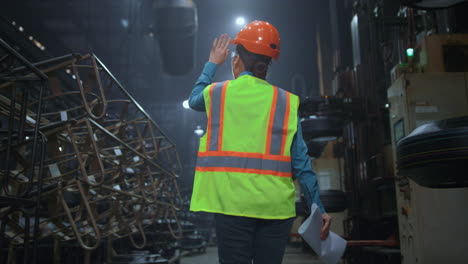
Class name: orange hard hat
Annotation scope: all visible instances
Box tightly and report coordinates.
[231,20,281,61]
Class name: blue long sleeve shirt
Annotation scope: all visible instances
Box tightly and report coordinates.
[189,62,326,214]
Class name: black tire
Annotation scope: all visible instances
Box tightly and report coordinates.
[397,116,468,188]
[319,190,348,213]
[301,116,344,140]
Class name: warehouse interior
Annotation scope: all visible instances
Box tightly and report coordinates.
[1,0,468,263]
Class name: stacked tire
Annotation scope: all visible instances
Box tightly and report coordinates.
[397,116,468,188]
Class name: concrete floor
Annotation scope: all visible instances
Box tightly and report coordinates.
[180,246,326,264]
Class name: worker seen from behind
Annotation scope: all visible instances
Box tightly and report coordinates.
[188,20,331,264]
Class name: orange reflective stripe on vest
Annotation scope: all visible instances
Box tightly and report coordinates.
[195,167,291,178]
[265,85,278,154]
[197,150,291,162]
[280,92,291,156]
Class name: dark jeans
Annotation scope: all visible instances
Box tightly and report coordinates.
[215,214,294,264]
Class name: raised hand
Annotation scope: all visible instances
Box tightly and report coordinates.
[208,34,230,65]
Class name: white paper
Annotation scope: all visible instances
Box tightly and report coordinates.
[48,163,61,178]
[298,204,347,264]
[60,111,68,121]
[87,175,96,184]
[114,147,122,156]
[26,116,36,124]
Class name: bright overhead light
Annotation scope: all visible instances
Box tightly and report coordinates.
[120,19,129,28]
[236,17,246,26]
[194,125,204,136]
[182,100,190,109]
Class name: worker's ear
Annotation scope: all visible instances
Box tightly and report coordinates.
[233,55,244,70]
[231,55,242,79]
[232,54,239,64]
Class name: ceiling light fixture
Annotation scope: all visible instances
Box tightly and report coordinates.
[182,100,190,109]
[236,17,246,26]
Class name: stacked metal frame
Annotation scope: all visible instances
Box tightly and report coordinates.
[0,38,47,264]
[0,40,182,263]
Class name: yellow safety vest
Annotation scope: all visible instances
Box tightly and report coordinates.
[190,75,299,219]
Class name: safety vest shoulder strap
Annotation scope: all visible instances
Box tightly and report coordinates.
[204,81,229,152]
[266,86,292,156]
